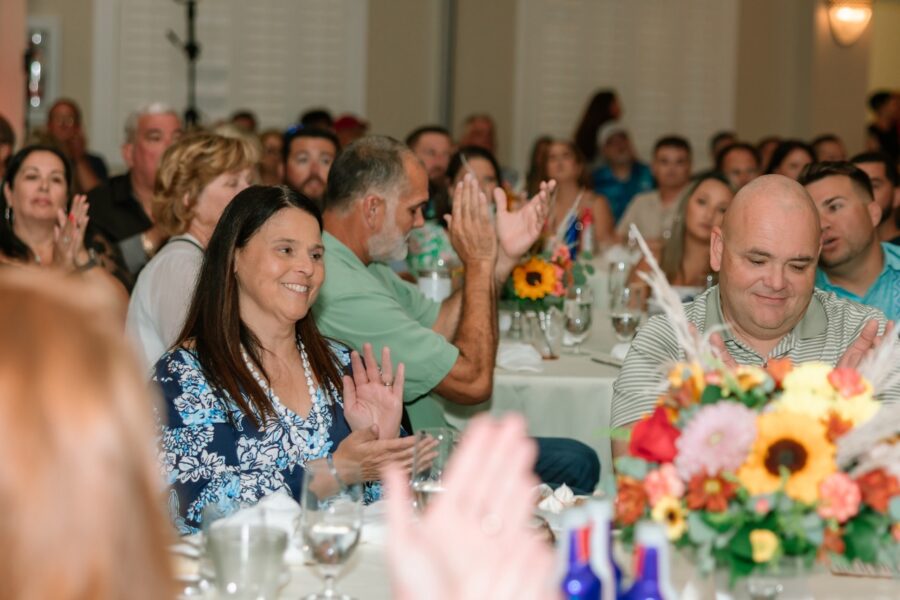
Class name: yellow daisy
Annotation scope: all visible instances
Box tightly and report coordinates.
[650,496,688,541]
[738,411,835,504]
[512,257,557,300]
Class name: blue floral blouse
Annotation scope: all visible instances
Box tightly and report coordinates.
[154,340,382,534]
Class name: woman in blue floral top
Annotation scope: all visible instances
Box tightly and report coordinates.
[154,185,414,534]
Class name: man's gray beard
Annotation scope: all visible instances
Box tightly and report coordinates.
[368,228,409,262]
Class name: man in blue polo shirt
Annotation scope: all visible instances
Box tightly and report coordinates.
[800,161,900,321]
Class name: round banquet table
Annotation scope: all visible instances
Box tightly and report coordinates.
[246,527,900,599]
[442,304,623,493]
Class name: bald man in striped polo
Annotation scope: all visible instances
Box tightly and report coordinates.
[611,175,898,458]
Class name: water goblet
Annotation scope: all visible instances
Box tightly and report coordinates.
[207,515,288,600]
[300,461,364,600]
[564,286,593,354]
[607,261,629,309]
[410,428,457,511]
[610,283,647,342]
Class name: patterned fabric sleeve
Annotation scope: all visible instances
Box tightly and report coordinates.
[155,349,260,534]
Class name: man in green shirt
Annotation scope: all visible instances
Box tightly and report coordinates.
[314,136,600,492]
[612,175,898,457]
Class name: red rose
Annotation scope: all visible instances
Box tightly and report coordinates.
[628,406,681,463]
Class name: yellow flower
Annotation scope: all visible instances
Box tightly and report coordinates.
[733,365,768,392]
[782,363,837,400]
[650,496,687,541]
[750,529,779,563]
[738,411,836,504]
[832,395,879,427]
[512,257,557,300]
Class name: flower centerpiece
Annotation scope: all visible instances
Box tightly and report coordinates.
[502,243,594,358]
[614,225,900,586]
[615,359,900,584]
[505,242,593,312]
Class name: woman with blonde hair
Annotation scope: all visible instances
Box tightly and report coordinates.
[127,131,257,369]
[0,270,175,600]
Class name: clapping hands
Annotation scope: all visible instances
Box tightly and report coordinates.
[495,179,555,260]
[52,194,91,271]
[342,343,404,439]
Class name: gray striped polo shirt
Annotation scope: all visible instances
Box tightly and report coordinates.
[611,286,896,428]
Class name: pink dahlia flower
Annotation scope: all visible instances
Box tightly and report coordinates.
[675,401,757,480]
[644,463,685,506]
[818,472,861,523]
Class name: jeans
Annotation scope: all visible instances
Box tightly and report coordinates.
[533,436,600,495]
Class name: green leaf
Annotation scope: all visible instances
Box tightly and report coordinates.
[801,512,824,547]
[843,510,882,563]
[614,456,651,480]
[700,384,723,404]
[688,511,718,545]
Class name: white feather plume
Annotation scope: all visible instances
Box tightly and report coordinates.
[857,320,900,397]
[629,225,719,365]
[836,402,900,469]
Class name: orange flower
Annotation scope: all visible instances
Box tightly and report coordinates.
[824,412,853,443]
[827,367,866,398]
[856,469,900,513]
[616,476,648,526]
[820,527,845,558]
[685,472,737,513]
[765,358,793,388]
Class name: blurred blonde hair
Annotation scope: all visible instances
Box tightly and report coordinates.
[153,131,259,236]
[0,270,176,600]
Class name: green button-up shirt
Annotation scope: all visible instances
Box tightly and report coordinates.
[313,233,459,430]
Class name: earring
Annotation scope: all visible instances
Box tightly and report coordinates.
[4,206,11,226]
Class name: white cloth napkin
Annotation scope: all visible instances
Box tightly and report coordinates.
[535,483,576,514]
[497,341,543,372]
[610,342,631,361]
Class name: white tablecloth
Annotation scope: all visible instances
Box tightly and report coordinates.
[271,527,899,599]
[443,308,623,493]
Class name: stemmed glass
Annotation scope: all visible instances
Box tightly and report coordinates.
[300,461,363,600]
[610,283,647,342]
[410,428,457,511]
[564,285,593,354]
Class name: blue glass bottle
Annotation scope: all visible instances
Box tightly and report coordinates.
[561,509,601,600]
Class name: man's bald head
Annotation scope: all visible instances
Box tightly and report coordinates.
[722,174,821,243]
[710,174,822,354]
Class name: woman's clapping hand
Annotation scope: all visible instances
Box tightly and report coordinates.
[342,343,404,439]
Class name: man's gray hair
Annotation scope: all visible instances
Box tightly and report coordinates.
[323,135,416,212]
[123,102,180,143]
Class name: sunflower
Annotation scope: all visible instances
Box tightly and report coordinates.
[738,411,836,504]
[650,496,688,541]
[512,257,557,300]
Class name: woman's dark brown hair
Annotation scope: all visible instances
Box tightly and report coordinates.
[176,184,343,428]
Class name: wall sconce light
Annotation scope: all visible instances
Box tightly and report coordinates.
[827,0,873,47]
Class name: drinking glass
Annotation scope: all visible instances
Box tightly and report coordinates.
[300,461,364,600]
[207,515,288,600]
[607,261,629,309]
[564,286,593,354]
[610,283,647,342]
[410,428,458,511]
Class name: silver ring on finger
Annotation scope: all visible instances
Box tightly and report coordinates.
[382,380,393,387]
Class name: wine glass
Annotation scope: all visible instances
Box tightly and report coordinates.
[564,286,593,354]
[607,261,628,309]
[410,428,457,511]
[300,461,363,600]
[610,283,647,342]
